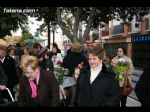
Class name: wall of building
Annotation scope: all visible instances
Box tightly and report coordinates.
[101,16,150,68]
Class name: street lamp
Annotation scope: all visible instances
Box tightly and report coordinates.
[51,21,57,44]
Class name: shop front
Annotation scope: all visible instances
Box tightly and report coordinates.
[132,35,150,68]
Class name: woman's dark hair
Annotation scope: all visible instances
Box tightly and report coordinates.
[45,51,53,59]
[117,46,126,55]
[53,43,58,48]
[33,43,42,49]
[52,43,61,53]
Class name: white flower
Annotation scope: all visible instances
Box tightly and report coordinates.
[118,58,125,63]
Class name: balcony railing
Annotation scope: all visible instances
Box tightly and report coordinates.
[128,22,141,35]
[110,24,124,36]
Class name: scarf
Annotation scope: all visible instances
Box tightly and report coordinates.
[29,70,40,98]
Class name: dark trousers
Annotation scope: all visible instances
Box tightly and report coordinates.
[0,93,4,104]
[63,85,76,107]
[121,95,127,107]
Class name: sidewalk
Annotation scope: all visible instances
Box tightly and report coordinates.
[125,68,143,107]
[126,96,141,107]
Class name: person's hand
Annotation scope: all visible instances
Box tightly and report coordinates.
[0,85,6,91]
[111,62,116,67]
[123,70,128,76]
[73,67,80,80]
[78,62,83,69]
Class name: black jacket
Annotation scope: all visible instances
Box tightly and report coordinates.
[1,55,18,92]
[41,58,54,71]
[76,63,120,106]
[135,67,150,106]
[0,63,7,86]
[61,52,88,76]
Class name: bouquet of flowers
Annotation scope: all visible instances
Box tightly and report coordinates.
[54,61,69,85]
[113,58,129,80]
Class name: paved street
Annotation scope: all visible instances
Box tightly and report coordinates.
[126,68,143,107]
[126,96,141,107]
[126,90,141,107]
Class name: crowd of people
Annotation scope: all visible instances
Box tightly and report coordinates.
[0,42,149,107]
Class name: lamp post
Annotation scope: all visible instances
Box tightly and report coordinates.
[52,21,57,44]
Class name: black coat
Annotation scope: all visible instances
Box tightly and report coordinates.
[61,52,88,76]
[0,63,7,86]
[76,64,120,106]
[41,58,54,71]
[135,67,150,106]
[1,55,19,92]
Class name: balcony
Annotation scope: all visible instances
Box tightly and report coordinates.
[100,30,109,39]
[102,30,109,36]
[110,24,124,37]
[128,22,141,35]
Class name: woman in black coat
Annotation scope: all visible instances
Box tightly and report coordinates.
[0,45,18,101]
[41,51,54,71]
[135,67,150,106]
[75,45,120,106]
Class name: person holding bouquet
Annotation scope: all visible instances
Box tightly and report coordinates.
[111,46,134,107]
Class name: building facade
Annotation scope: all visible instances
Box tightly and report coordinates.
[100,15,150,69]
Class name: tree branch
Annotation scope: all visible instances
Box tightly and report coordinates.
[57,7,73,42]
[82,7,96,43]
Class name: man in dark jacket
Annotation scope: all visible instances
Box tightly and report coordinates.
[75,45,120,106]
[0,63,7,104]
[135,67,150,106]
[0,45,18,101]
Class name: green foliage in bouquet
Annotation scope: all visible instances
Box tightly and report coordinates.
[113,58,129,80]
[54,65,69,85]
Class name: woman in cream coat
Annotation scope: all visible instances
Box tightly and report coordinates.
[111,47,134,107]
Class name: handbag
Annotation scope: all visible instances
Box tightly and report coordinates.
[120,74,133,96]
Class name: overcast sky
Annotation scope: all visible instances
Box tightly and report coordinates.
[12,16,44,37]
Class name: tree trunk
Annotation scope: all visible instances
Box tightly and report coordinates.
[57,7,73,42]
[72,7,80,43]
[82,7,96,43]
[57,7,96,44]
